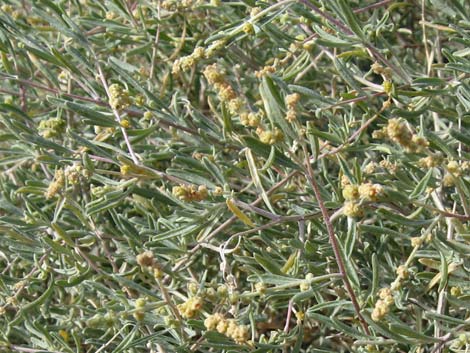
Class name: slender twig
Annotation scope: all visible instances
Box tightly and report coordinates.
[421,0,432,75]
[0,74,237,149]
[0,88,24,97]
[155,277,187,339]
[19,85,26,112]
[353,0,394,13]
[302,144,370,335]
[74,247,103,274]
[297,0,409,82]
[297,0,353,35]
[413,200,470,221]
[315,98,391,161]
[283,299,294,333]
[170,170,300,273]
[321,91,387,110]
[95,63,140,164]
[234,200,281,220]
[0,73,103,104]
[149,0,162,80]
[429,333,453,353]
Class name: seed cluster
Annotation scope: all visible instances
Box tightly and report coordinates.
[45,169,65,199]
[203,64,246,115]
[341,182,383,218]
[256,127,284,145]
[204,313,250,344]
[108,83,131,111]
[177,296,203,318]
[373,118,428,153]
[136,250,164,280]
[285,93,301,122]
[371,287,394,321]
[38,118,65,139]
[172,184,208,202]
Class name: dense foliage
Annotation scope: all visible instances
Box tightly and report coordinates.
[1,0,470,352]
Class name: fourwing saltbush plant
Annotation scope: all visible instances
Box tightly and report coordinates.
[0,0,470,352]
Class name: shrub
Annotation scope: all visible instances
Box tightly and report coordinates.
[1,1,470,352]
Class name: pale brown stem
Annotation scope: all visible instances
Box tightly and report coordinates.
[303,145,370,335]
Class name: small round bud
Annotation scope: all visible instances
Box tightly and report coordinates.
[229,291,239,304]
[299,281,310,292]
[342,184,359,200]
[343,201,364,218]
[217,284,228,297]
[187,282,198,295]
[242,22,255,35]
[135,298,146,309]
[255,282,267,294]
[411,237,423,247]
[136,251,154,267]
[450,286,462,297]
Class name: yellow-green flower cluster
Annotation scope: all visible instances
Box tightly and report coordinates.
[380,159,398,173]
[65,164,90,185]
[136,250,155,267]
[105,11,117,20]
[58,70,69,84]
[440,160,470,187]
[109,83,131,111]
[1,4,21,19]
[386,118,412,146]
[162,0,202,11]
[342,182,383,217]
[87,311,117,328]
[257,127,284,145]
[204,313,250,344]
[254,282,267,294]
[38,118,65,139]
[343,201,364,218]
[363,162,378,174]
[342,184,360,200]
[177,296,203,318]
[372,61,395,96]
[418,153,443,169]
[134,298,146,321]
[172,40,227,74]
[390,264,409,291]
[358,182,383,201]
[172,46,206,74]
[1,4,13,13]
[374,118,429,153]
[45,169,65,199]
[242,22,255,35]
[240,112,261,127]
[203,64,247,116]
[447,160,462,176]
[172,184,208,202]
[285,93,301,122]
[442,173,455,187]
[450,286,462,297]
[255,65,276,78]
[371,62,392,80]
[134,94,145,107]
[205,40,226,58]
[249,7,262,17]
[371,287,394,321]
[136,250,163,279]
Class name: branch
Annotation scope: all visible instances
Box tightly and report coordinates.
[302,145,370,335]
